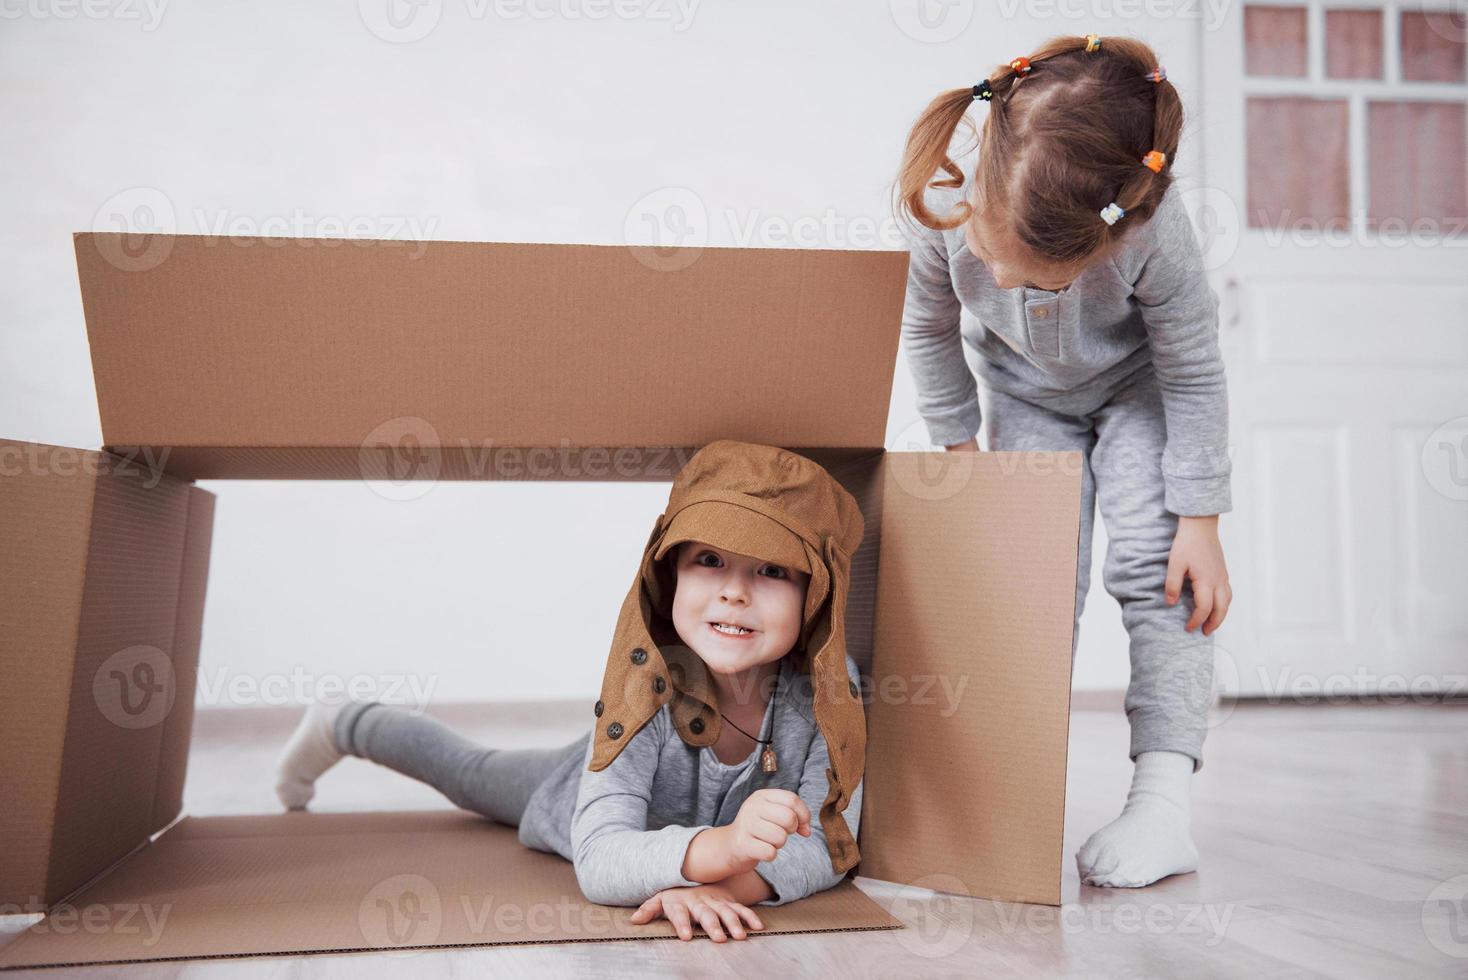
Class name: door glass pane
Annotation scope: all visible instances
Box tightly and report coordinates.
[1246,5,1309,77]
[1247,97,1351,230]
[1368,100,1468,233]
[1326,8,1383,79]
[1400,11,1467,83]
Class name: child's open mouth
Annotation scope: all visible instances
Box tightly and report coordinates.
[708,621,756,637]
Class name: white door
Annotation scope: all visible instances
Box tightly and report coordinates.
[1198,0,1468,697]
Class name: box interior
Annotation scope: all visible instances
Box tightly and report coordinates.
[0,237,1080,968]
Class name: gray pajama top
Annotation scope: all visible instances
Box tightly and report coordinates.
[516,652,864,907]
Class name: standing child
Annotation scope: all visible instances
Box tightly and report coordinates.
[896,34,1233,887]
[273,440,868,941]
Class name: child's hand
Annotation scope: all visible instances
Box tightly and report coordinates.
[629,884,765,942]
[1165,515,1232,635]
[725,788,812,867]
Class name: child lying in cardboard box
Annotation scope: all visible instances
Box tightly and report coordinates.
[274,440,868,943]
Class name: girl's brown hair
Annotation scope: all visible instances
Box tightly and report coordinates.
[896,35,1184,266]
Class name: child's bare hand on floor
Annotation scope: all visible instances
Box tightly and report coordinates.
[629,884,765,941]
[1166,514,1233,634]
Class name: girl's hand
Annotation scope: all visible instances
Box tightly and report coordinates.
[1165,515,1232,635]
[726,788,812,867]
[629,884,765,942]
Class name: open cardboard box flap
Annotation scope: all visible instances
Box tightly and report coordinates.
[0,234,1080,968]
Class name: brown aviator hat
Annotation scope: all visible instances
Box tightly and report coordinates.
[587,440,867,874]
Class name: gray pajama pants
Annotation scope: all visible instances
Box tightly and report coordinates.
[333,701,580,824]
[978,366,1215,770]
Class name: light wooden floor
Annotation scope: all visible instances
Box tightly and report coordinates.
[5,702,1466,978]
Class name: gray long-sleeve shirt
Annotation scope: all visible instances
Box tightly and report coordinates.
[901,179,1232,516]
[516,652,863,907]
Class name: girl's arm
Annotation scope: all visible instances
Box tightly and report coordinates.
[901,216,984,449]
[1126,185,1233,518]
[569,713,711,907]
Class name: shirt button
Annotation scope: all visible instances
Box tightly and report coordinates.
[607,722,624,740]
[630,647,648,665]
[594,700,604,717]
[1034,307,1050,317]
[689,716,705,735]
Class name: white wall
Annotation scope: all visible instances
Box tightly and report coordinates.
[1,1,1209,705]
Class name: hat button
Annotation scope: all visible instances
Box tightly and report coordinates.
[653,676,666,694]
[848,680,858,699]
[607,722,624,740]
[594,700,604,717]
[689,716,705,735]
[630,647,648,665]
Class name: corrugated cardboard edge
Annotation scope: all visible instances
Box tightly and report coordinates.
[0,812,900,970]
[858,451,1082,907]
[0,440,213,908]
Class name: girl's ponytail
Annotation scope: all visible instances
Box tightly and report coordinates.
[896,87,979,231]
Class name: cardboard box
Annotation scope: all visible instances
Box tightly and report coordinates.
[0,233,1081,968]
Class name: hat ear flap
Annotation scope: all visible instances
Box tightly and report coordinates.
[641,514,674,621]
[801,535,866,875]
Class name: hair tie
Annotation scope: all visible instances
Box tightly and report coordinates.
[1142,150,1167,173]
[1084,33,1101,52]
[972,79,993,102]
[1099,202,1126,225]
[1146,66,1167,83]
[1009,56,1032,76]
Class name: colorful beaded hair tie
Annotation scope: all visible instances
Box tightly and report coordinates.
[1084,33,1101,52]
[1010,56,1033,75]
[1146,65,1167,83]
[1100,202,1126,225]
[972,79,993,101]
[1142,150,1167,173]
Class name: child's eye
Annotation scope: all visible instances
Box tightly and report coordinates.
[759,564,788,579]
[695,551,723,567]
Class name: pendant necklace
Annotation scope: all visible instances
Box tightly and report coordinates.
[719,672,778,773]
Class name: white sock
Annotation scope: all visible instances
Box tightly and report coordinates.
[274,701,348,810]
[1076,750,1199,888]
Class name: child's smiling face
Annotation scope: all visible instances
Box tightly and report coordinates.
[670,541,810,678]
